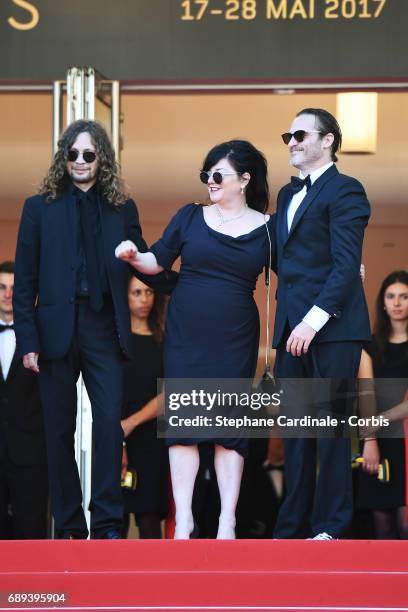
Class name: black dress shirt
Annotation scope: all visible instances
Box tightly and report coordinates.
[73,184,110,302]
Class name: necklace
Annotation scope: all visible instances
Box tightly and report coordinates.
[214,203,248,227]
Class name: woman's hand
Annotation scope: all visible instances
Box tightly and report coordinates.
[362,439,380,475]
[115,243,163,274]
[121,416,135,439]
[121,445,128,480]
[115,240,138,264]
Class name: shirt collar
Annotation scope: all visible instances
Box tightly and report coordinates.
[300,162,334,185]
[0,318,13,326]
[72,182,98,202]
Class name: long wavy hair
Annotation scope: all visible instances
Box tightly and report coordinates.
[39,120,128,206]
[373,269,408,357]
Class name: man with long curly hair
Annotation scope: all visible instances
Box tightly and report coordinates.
[13,120,175,539]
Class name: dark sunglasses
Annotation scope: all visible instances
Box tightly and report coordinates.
[68,149,97,163]
[199,170,238,185]
[281,129,324,145]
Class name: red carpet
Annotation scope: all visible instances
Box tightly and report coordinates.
[0,540,407,612]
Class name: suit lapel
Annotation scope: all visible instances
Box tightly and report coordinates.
[98,194,122,260]
[63,190,77,262]
[5,350,19,382]
[285,165,338,245]
[277,186,292,252]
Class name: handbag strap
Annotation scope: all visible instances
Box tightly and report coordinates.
[264,217,272,375]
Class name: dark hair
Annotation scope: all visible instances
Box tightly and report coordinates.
[201,140,270,213]
[0,261,14,274]
[373,270,408,355]
[128,275,167,343]
[297,108,342,162]
[39,120,128,206]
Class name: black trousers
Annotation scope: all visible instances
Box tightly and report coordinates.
[0,455,48,539]
[39,298,124,537]
[273,332,362,539]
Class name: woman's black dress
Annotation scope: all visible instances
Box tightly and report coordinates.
[357,339,408,510]
[150,203,274,457]
[122,333,168,517]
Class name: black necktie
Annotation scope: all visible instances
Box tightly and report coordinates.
[0,324,14,333]
[290,175,311,193]
[79,194,104,312]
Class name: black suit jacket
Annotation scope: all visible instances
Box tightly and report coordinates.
[0,351,46,466]
[273,164,371,347]
[13,188,177,360]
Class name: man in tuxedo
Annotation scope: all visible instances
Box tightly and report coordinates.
[273,108,371,540]
[0,261,48,539]
[13,120,176,539]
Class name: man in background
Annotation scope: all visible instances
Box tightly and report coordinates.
[0,260,48,539]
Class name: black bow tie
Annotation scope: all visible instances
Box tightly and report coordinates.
[0,323,14,333]
[290,175,311,193]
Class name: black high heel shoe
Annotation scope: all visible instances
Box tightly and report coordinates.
[189,522,199,539]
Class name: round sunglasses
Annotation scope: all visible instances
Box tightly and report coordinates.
[68,149,97,163]
[281,130,324,145]
[199,170,238,184]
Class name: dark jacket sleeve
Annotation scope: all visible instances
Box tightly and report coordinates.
[314,178,370,317]
[13,197,41,356]
[124,199,178,295]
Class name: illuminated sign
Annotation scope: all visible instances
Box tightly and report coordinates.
[0,0,405,83]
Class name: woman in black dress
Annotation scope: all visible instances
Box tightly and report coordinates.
[121,276,168,538]
[358,270,408,538]
[116,140,273,539]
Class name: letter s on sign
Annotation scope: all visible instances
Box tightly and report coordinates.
[8,0,39,31]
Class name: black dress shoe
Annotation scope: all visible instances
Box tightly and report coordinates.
[91,529,122,539]
[101,529,122,539]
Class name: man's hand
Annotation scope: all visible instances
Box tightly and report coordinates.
[23,352,40,373]
[115,240,138,263]
[286,322,316,356]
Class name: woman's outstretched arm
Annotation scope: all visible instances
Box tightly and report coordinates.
[115,240,164,275]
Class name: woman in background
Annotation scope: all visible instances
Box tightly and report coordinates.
[121,276,168,538]
[358,270,408,539]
